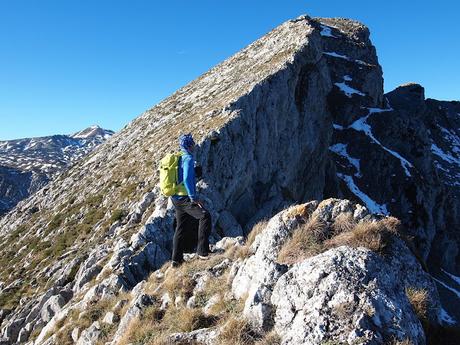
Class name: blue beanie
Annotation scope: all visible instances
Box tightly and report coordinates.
[179,133,195,151]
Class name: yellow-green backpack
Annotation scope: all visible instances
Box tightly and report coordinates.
[159,153,188,196]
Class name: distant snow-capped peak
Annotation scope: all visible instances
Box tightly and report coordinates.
[71,125,114,139]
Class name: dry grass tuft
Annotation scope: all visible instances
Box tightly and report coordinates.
[166,307,218,333]
[277,213,402,265]
[326,219,396,254]
[218,317,260,345]
[254,331,281,345]
[332,213,356,235]
[405,287,429,321]
[161,255,224,301]
[225,243,250,260]
[119,306,218,345]
[208,293,244,317]
[162,269,195,301]
[118,252,245,344]
[278,217,328,265]
[284,202,317,219]
[380,216,401,233]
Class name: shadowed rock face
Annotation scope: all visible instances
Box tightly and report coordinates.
[0,15,459,344]
[329,79,460,268]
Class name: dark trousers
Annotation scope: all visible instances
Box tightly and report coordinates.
[171,198,211,262]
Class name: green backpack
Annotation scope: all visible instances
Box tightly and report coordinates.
[159,153,188,197]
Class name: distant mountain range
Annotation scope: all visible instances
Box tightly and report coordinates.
[0,125,114,216]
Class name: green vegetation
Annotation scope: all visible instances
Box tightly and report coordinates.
[110,209,126,223]
[52,297,121,345]
[46,213,64,233]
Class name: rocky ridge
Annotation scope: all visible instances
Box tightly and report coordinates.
[27,199,445,345]
[0,125,114,216]
[0,15,459,344]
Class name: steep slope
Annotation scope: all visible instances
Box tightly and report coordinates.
[0,126,114,216]
[41,200,443,345]
[0,15,458,344]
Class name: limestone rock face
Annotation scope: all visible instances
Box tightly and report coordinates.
[272,246,425,345]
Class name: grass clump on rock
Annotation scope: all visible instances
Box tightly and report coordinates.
[278,214,401,265]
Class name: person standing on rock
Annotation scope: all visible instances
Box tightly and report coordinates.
[170,133,212,267]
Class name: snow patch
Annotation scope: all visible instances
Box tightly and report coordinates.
[355,59,371,66]
[329,143,361,177]
[334,82,365,98]
[431,144,460,165]
[320,25,338,38]
[349,109,413,177]
[343,75,352,81]
[333,123,344,130]
[323,51,349,60]
[337,173,388,215]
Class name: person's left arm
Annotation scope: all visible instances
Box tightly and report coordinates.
[182,155,197,201]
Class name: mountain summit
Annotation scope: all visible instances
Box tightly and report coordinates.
[71,125,114,139]
[0,15,459,344]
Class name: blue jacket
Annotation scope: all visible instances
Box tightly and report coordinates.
[173,149,197,201]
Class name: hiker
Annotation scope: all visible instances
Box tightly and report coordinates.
[170,133,211,267]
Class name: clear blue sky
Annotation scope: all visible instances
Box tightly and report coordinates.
[0,0,459,140]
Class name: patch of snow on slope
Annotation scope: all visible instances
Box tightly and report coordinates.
[323,51,349,60]
[355,59,372,66]
[349,109,413,177]
[329,143,362,177]
[431,144,460,165]
[333,123,344,130]
[337,172,388,215]
[320,25,337,38]
[343,75,352,81]
[334,82,365,98]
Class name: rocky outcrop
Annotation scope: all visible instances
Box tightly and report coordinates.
[55,199,441,345]
[272,246,425,344]
[229,199,441,344]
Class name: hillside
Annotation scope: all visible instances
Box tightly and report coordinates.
[0,126,114,216]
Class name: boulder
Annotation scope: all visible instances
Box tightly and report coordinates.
[111,294,154,344]
[103,311,119,325]
[76,321,101,345]
[169,327,219,345]
[271,246,428,345]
